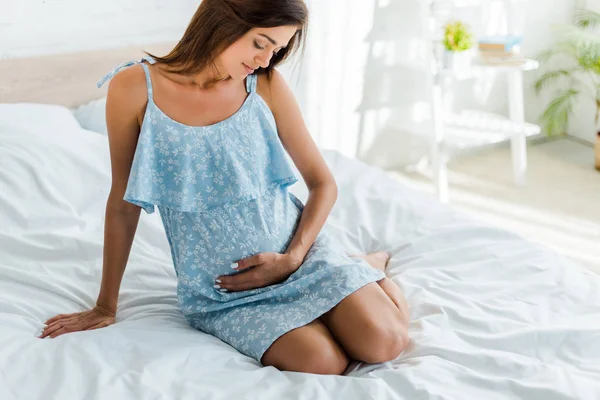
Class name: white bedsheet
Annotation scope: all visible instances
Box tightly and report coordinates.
[1,104,599,399]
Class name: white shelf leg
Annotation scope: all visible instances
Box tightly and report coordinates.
[508,69,527,186]
[431,81,448,204]
[422,0,448,203]
[356,111,366,158]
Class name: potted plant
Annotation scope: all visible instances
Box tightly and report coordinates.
[442,20,475,73]
[533,8,600,170]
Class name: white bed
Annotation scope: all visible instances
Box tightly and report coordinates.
[1,49,600,400]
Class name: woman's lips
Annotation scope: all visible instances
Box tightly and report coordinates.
[243,63,255,74]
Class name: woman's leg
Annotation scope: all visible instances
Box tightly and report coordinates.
[319,281,409,363]
[261,318,351,374]
[349,252,410,323]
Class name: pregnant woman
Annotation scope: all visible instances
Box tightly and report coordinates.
[40,0,410,375]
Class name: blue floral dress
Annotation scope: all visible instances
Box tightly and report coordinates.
[98,56,386,363]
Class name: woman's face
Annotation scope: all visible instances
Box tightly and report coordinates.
[218,25,298,80]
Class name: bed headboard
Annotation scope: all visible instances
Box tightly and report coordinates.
[0,43,175,108]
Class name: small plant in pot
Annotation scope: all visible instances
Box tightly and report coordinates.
[533,8,600,170]
[442,20,475,73]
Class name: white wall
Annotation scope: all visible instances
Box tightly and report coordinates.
[0,0,308,124]
[298,0,589,166]
[568,0,600,142]
[1,0,594,157]
[0,0,305,122]
[525,0,600,143]
[0,0,200,59]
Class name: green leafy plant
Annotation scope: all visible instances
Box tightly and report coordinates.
[443,20,474,52]
[534,8,600,136]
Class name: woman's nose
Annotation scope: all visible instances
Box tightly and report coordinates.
[255,53,271,68]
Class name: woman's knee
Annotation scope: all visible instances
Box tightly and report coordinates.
[294,345,350,375]
[261,319,350,375]
[360,320,409,364]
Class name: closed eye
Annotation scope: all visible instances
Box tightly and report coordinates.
[254,40,282,56]
[253,40,264,50]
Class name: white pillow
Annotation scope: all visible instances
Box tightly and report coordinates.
[0,103,82,134]
[72,97,107,135]
[0,103,111,232]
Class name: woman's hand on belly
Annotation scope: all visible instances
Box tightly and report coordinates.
[215,252,301,292]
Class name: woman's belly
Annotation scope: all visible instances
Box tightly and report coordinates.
[158,187,302,295]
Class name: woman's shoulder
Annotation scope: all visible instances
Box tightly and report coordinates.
[256,68,291,113]
[107,64,148,100]
[106,64,149,126]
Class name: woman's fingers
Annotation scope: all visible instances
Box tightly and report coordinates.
[218,278,256,292]
[44,313,74,325]
[48,327,69,339]
[40,314,89,338]
[40,320,64,338]
[221,280,266,292]
[42,317,78,334]
[40,321,68,338]
[221,284,251,292]
[40,310,114,338]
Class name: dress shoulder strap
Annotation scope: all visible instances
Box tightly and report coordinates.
[97,55,156,100]
[245,73,257,93]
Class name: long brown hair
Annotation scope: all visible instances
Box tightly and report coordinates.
[146,0,308,87]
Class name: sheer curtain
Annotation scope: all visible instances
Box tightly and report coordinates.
[281,0,580,166]
[282,0,377,159]
[283,0,436,165]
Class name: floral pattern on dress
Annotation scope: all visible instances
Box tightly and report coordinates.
[98,57,386,363]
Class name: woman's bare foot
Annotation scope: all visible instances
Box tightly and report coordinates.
[349,251,391,273]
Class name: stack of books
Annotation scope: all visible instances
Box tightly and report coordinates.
[476,35,527,66]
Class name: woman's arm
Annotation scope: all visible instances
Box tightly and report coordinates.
[96,66,150,312]
[40,66,149,338]
[258,70,338,270]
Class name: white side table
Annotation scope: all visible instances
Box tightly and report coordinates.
[429,59,541,203]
